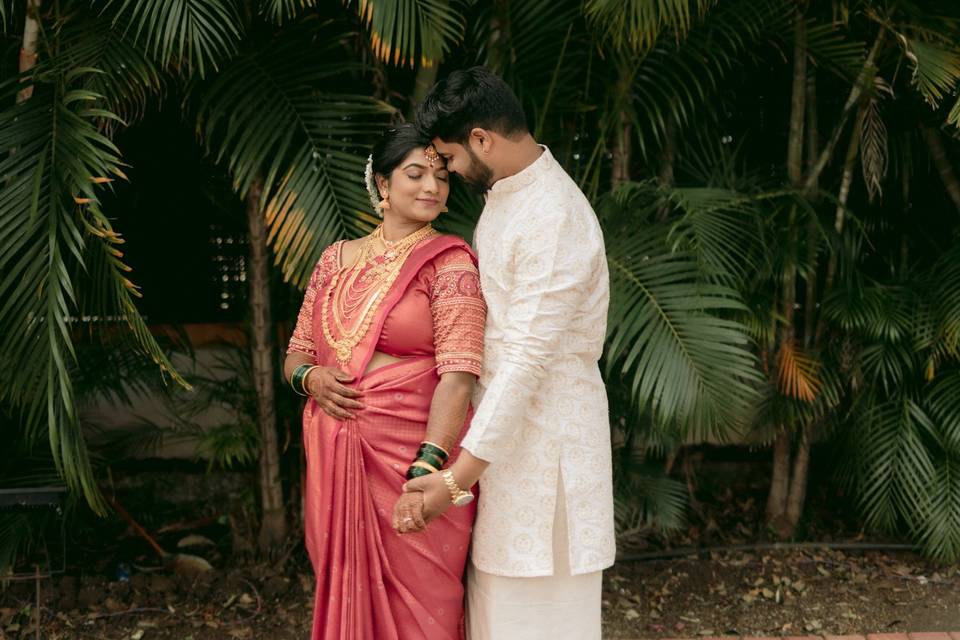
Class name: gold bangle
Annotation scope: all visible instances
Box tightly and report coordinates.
[411,460,439,473]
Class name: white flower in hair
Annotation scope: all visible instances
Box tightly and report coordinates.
[363,154,382,214]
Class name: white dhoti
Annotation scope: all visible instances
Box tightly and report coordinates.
[465,478,603,640]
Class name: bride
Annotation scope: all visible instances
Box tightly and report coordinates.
[283,123,486,639]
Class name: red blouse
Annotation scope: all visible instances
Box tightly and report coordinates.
[288,239,486,377]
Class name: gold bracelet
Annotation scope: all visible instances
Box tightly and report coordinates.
[411,460,440,473]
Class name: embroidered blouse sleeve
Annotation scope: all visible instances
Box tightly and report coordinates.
[429,247,486,377]
[286,242,341,358]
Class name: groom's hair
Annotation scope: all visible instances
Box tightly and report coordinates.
[416,66,528,143]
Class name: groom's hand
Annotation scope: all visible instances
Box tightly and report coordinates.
[403,473,452,524]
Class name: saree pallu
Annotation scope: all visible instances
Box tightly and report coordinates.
[303,236,477,640]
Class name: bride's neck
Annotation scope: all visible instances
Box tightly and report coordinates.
[381,218,429,243]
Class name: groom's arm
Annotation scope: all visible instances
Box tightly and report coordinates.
[457,207,601,465]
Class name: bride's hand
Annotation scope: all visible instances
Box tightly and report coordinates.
[403,473,452,523]
[305,366,364,420]
[392,491,426,534]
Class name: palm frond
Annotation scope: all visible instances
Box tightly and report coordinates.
[803,18,866,81]
[101,0,243,78]
[914,454,960,563]
[666,185,769,285]
[633,0,784,147]
[0,64,181,511]
[194,34,395,287]
[614,467,687,540]
[53,10,165,128]
[852,394,936,533]
[897,34,960,113]
[776,340,820,403]
[601,193,760,440]
[584,0,716,54]
[260,0,316,24]
[859,79,890,203]
[348,0,465,67]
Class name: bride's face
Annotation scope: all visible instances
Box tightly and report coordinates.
[378,147,450,223]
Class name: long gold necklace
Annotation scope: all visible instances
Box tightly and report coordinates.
[320,224,437,365]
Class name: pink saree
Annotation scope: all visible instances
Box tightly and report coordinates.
[288,233,484,640]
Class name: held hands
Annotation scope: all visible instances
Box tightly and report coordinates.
[391,473,452,535]
[305,367,364,419]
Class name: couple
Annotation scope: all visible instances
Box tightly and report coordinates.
[284,67,615,640]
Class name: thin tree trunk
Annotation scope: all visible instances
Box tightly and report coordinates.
[768,6,807,533]
[486,0,510,74]
[611,64,633,189]
[784,423,812,532]
[766,431,791,522]
[246,175,288,551]
[786,8,806,187]
[920,123,960,214]
[657,118,676,221]
[803,71,819,349]
[803,28,885,193]
[814,105,865,346]
[16,0,42,104]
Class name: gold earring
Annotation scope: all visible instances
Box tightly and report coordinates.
[380,194,391,210]
[441,206,448,213]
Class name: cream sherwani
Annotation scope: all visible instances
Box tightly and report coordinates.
[461,147,615,638]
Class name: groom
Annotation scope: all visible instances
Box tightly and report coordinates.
[403,67,615,639]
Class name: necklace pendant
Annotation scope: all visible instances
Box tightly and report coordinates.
[336,346,352,364]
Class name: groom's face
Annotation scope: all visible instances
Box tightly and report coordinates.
[432,138,494,194]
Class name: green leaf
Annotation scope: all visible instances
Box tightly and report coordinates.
[102,0,243,78]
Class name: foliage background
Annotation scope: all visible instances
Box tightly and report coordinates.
[2,0,960,564]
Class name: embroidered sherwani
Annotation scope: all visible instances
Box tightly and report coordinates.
[461,147,616,581]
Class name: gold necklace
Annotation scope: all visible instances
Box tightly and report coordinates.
[320,224,437,365]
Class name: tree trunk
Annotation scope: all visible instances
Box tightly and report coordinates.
[814,105,864,346]
[611,64,633,189]
[246,175,288,552]
[766,431,791,523]
[920,123,960,214]
[486,0,511,74]
[16,0,41,104]
[767,3,806,534]
[786,8,806,186]
[657,118,677,221]
[784,423,812,531]
[803,27,885,193]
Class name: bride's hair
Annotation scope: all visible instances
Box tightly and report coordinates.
[370,123,431,178]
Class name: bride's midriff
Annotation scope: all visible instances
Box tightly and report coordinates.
[364,350,404,375]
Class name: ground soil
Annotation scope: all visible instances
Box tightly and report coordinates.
[3,453,958,639]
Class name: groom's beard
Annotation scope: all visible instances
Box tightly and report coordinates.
[461,147,494,194]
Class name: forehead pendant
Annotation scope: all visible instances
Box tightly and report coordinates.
[424,144,439,167]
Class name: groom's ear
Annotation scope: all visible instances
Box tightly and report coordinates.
[469,128,493,154]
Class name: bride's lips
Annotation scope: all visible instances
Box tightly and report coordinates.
[416,198,440,206]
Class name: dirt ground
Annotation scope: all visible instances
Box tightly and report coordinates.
[602,548,960,638]
[2,547,959,639]
[3,455,959,639]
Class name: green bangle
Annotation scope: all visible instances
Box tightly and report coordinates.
[416,452,445,470]
[418,442,449,464]
[291,364,314,396]
[406,465,432,480]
